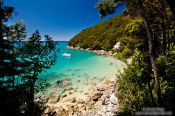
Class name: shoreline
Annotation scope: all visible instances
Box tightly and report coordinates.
[66,45,115,57]
[36,77,119,116]
[66,45,132,64]
[34,46,127,116]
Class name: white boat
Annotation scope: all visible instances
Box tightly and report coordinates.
[62,53,71,57]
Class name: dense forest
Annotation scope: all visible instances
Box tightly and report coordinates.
[0,0,56,115]
[68,13,142,60]
[70,0,175,115]
[69,14,134,50]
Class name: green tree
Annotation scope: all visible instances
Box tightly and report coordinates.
[20,31,56,115]
[96,0,173,105]
[0,1,56,115]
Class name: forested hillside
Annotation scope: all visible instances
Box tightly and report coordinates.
[69,13,140,55]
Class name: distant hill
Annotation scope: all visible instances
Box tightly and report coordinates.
[69,13,132,49]
[68,13,141,59]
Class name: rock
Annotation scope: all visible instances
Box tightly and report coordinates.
[85,97,91,104]
[109,81,116,87]
[104,99,110,105]
[108,88,115,94]
[105,112,116,116]
[76,98,85,104]
[50,95,60,103]
[43,106,57,116]
[50,111,56,116]
[91,86,97,91]
[97,86,105,91]
[72,97,77,103]
[64,86,74,91]
[62,80,70,87]
[60,94,67,98]
[99,95,106,105]
[64,97,76,103]
[43,106,51,114]
[69,91,73,95]
[56,80,62,85]
[104,80,111,85]
[92,91,103,101]
[110,94,118,105]
[106,104,117,113]
[56,106,65,115]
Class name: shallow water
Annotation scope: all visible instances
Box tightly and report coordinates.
[38,41,126,95]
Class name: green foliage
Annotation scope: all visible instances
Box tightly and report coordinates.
[95,0,175,114]
[117,52,155,114]
[96,0,116,18]
[117,48,175,114]
[0,1,56,115]
[156,48,175,111]
[35,79,51,93]
[114,47,132,60]
[69,14,134,51]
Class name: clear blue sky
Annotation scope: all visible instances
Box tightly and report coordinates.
[5,0,125,41]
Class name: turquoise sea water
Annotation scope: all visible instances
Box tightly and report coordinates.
[38,41,126,91]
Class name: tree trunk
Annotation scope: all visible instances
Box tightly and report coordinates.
[167,29,170,51]
[158,0,168,55]
[147,78,154,104]
[28,81,35,116]
[161,18,167,55]
[143,17,162,105]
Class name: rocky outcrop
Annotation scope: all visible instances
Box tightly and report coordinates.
[92,91,103,101]
[41,79,119,116]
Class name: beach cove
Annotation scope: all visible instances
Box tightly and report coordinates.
[35,41,127,116]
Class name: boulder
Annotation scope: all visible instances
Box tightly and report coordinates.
[56,106,65,115]
[50,95,60,104]
[97,86,105,91]
[99,95,106,105]
[69,91,73,95]
[43,106,52,114]
[106,104,117,113]
[110,94,118,105]
[76,98,85,104]
[56,80,62,85]
[64,86,73,91]
[60,94,67,99]
[64,97,76,103]
[92,91,103,101]
[62,80,70,87]
[105,112,116,116]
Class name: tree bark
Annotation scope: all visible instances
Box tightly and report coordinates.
[28,81,35,116]
[143,17,161,105]
[158,0,168,55]
[147,77,154,104]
